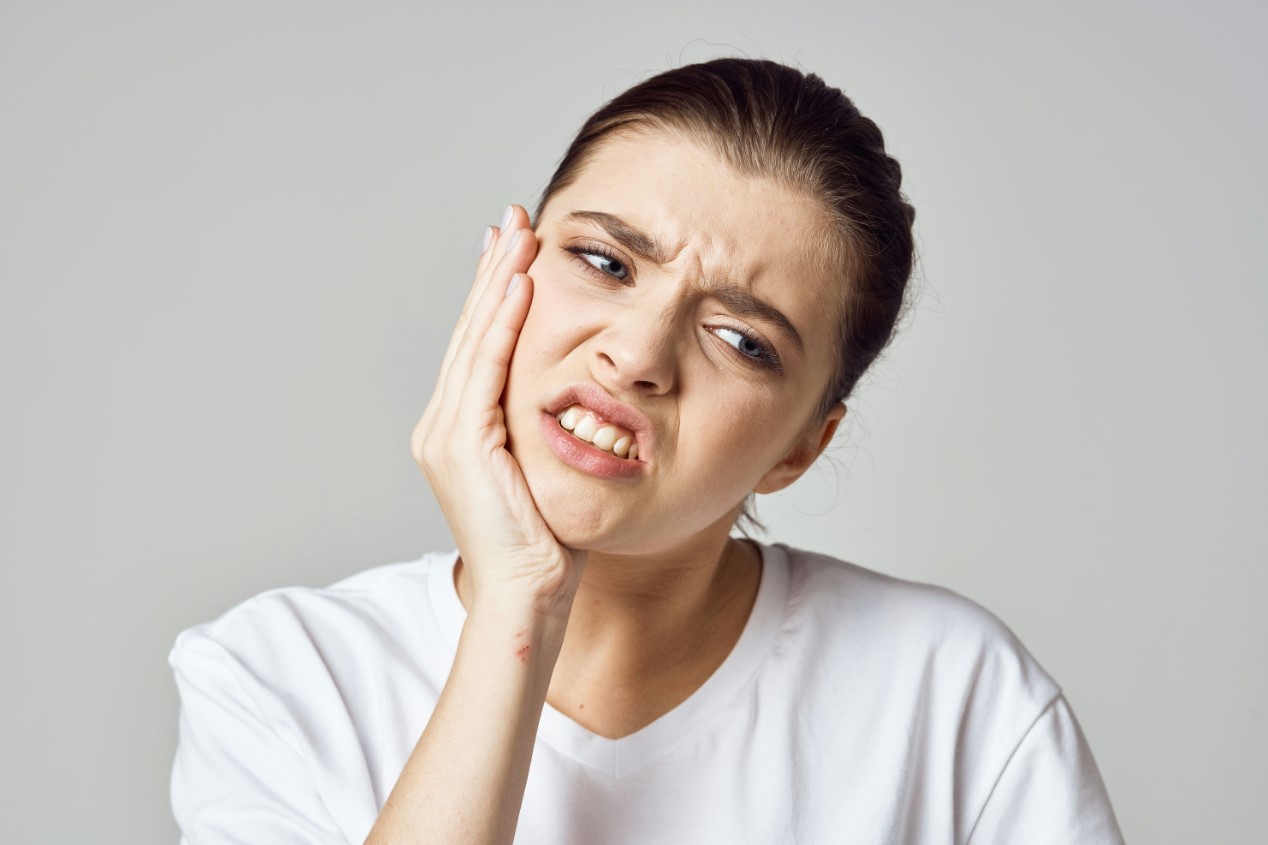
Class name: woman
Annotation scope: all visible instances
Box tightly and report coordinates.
[170,58,1125,843]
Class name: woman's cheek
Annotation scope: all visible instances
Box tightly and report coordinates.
[504,268,584,396]
[521,268,604,354]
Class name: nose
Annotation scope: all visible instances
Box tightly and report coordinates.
[592,296,680,395]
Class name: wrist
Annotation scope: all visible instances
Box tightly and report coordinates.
[459,554,584,625]
[467,591,575,652]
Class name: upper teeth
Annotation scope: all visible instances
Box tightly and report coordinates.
[557,404,639,460]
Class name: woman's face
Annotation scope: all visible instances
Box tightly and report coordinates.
[504,129,846,554]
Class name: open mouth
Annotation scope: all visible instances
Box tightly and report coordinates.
[540,383,653,474]
[555,404,639,460]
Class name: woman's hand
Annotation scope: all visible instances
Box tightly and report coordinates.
[410,205,586,616]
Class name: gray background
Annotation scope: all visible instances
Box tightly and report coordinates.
[2,1,1264,842]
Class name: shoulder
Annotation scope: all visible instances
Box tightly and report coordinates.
[168,550,456,684]
[772,541,1062,713]
[166,555,464,841]
[770,542,1100,834]
[777,541,1037,646]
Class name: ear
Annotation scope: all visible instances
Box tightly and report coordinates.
[752,402,847,495]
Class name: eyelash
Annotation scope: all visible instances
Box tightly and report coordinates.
[561,242,784,372]
[562,242,632,283]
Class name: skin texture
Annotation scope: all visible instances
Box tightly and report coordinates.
[455,130,848,737]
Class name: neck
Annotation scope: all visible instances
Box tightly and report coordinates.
[559,529,759,677]
[452,521,762,697]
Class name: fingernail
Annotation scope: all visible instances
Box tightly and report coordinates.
[500,205,514,232]
[506,273,522,297]
[506,229,523,250]
[481,226,493,253]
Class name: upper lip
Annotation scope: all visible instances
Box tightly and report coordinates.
[544,383,656,464]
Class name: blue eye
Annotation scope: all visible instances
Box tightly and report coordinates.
[714,327,779,368]
[573,247,629,281]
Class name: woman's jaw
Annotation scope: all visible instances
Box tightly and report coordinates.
[506,383,775,556]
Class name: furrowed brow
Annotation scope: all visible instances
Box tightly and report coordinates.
[711,284,805,356]
[562,208,805,357]
[562,210,671,264]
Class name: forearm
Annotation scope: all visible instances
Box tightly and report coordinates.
[365,598,571,844]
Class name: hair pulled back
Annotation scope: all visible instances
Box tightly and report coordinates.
[532,57,918,534]
[530,59,918,530]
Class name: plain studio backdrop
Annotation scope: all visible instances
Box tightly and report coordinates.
[2,1,1264,842]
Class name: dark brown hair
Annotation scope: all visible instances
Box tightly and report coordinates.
[532,58,918,535]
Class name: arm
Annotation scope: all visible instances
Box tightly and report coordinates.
[363,596,571,844]
[373,203,586,843]
[169,632,347,843]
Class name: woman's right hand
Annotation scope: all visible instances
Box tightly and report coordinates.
[409,205,586,616]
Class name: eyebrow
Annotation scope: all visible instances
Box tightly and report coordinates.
[561,209,806,356]
[563,210,673,263]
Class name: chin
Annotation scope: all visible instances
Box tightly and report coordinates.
[514,450,650,554]
[506,403,657,553]
[523,464,621,549]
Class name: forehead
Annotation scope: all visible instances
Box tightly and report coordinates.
[543,129,843,349]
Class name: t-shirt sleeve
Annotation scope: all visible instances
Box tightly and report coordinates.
[967,693,1125,845]
[169,630,348,844]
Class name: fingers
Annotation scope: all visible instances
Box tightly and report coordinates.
[425,205,535,437]
[459,269,533,438]
[435,206,533,393]
[439,224,536,423]
[456,205,532,349]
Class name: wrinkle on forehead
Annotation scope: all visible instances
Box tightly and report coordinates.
[550,127,850,357]
[688,192,847,358]
[593,124,851,292]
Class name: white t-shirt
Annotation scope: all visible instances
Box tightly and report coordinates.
[169,541,1125,844]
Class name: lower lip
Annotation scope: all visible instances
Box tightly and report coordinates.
[539,411,645,478]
